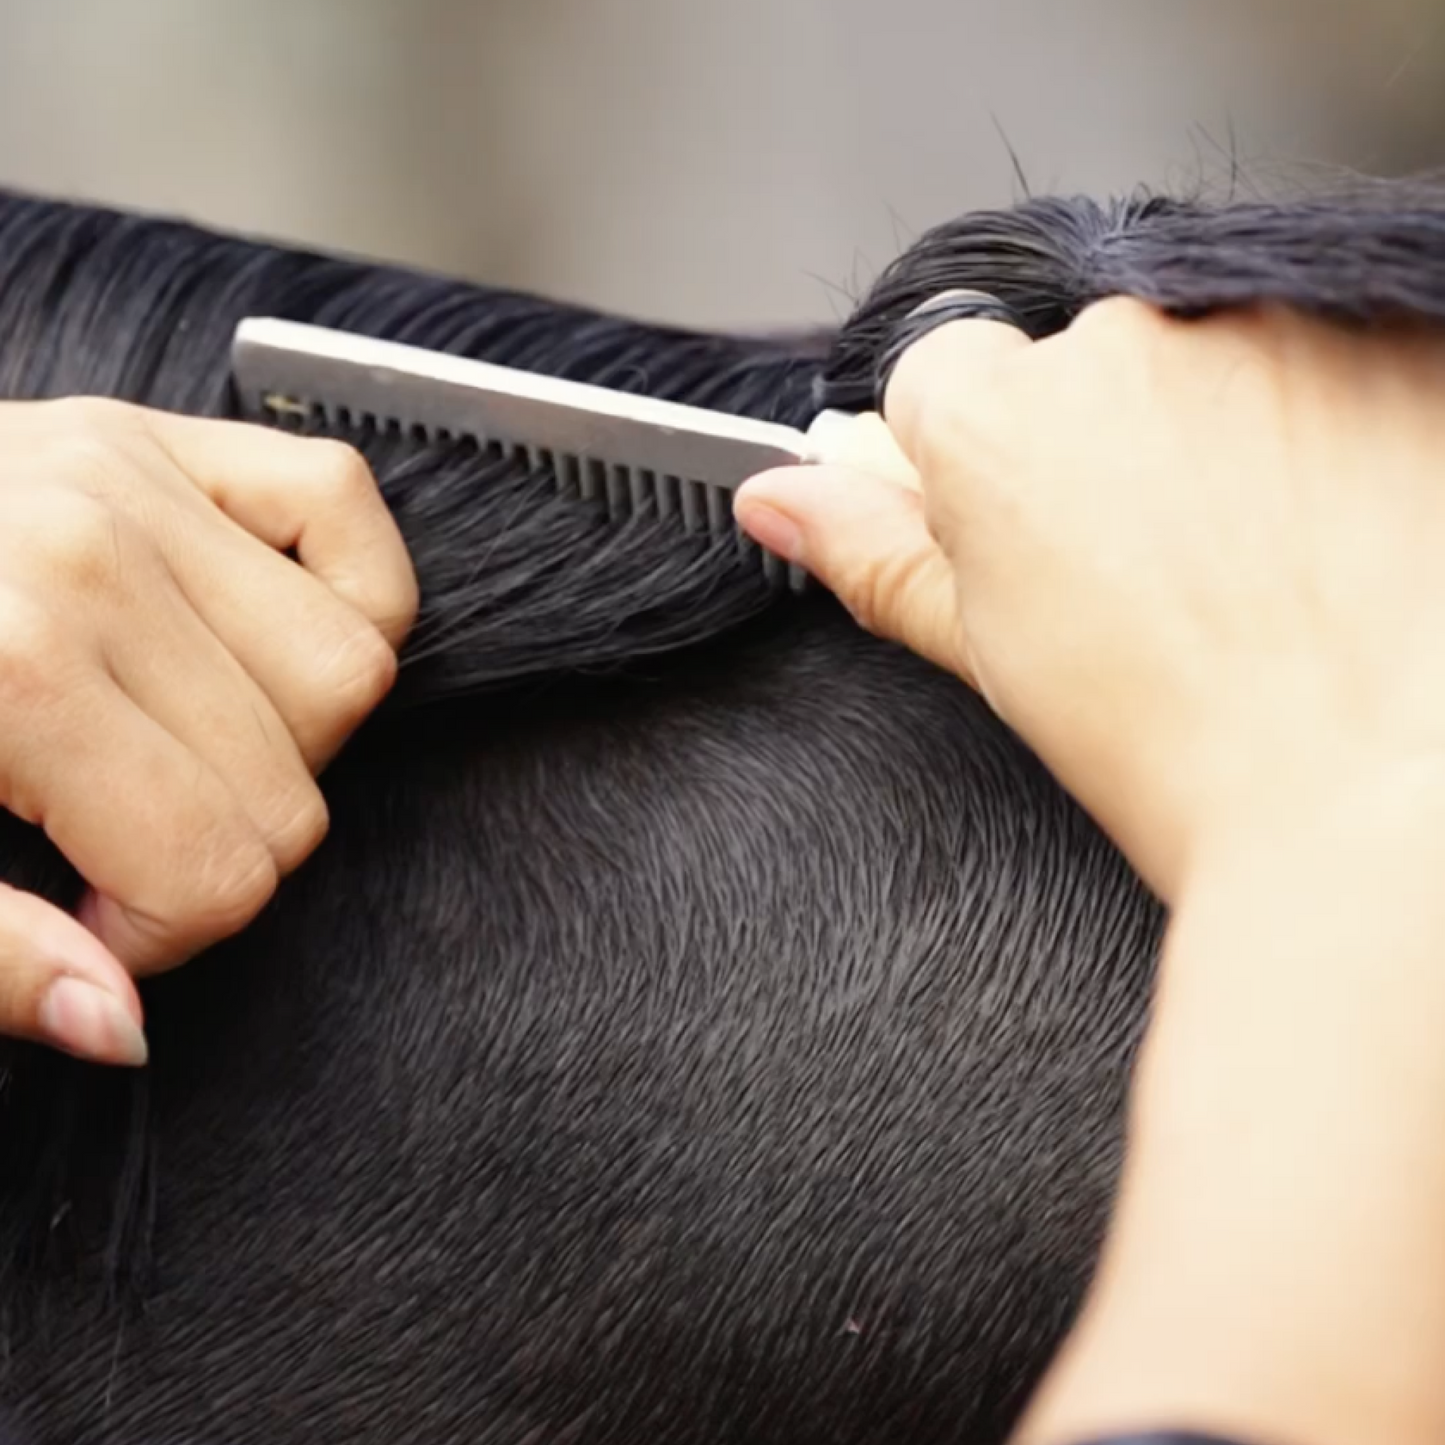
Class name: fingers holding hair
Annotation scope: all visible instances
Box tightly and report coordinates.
[738,462,973,680]
[142,410,420,649]
[736,291,1032,682]
[137,410,416,768]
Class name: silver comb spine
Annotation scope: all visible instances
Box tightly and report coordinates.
[232,318,813,591]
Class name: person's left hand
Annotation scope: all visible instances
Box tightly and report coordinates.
[0,398,418,1066]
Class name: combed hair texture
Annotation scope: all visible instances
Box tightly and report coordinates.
[0,174,1440,1445]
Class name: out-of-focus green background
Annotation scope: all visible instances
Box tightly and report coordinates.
[0,0,1439,328]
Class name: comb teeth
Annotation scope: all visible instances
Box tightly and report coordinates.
[255,390,806,592]
[234,319,821,594]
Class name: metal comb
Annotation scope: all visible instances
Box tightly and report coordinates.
[230,318,865,591]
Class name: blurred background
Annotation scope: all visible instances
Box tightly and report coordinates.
[0,0,1441,329]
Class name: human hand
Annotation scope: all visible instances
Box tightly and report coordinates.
[737,297,1445,902]
[0,398,417,1066]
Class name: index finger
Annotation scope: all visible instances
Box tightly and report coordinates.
[877,292,1034,480]
[143,411,420,650]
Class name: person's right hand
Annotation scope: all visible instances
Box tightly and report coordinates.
[737,298,1445,903]
[0,397,418,1067]
[737,284,1445,1445]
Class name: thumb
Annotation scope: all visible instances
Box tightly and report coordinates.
[0,883,147,1066]
[735,464,974,684]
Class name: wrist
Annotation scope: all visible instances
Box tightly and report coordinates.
[1018,758,1445,1445]
[1112,708,1445,908]
[1157,746,1445,1047]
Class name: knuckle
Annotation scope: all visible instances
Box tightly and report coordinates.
[333,564,420,652]
[0,589,77,713]
[310,439,375,501]
[39,399,148,483]
[44,395,138,434]
[368,583,421,655]
[384,567,422,643]
[183,830,278,940]
[1071,294,1163,347]
[117,811,278,969]
[317,621,399,723]
[35,492,128,594]
[267,784,330,874]
[47,430,124,499]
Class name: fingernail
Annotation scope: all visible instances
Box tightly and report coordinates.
[38,976,149,1067]
[736,498,805,565]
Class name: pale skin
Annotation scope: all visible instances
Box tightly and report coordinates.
[0,397,417,1069]
[7,306,1445,1441]
[737,299,1445,1445]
